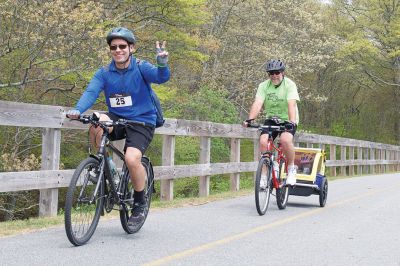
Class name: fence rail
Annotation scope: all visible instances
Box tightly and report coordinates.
[1,100,400,217]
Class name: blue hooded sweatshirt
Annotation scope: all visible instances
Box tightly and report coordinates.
[75,55,170,126]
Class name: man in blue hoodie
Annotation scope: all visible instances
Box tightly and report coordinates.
[67,27,170,225]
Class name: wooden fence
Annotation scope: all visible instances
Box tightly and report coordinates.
[1,100,399,217]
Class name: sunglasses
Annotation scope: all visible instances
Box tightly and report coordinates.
[110,44,128,51]
[268,71,281,76]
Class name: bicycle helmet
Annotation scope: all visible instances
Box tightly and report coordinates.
[265,59,285,72]
[106,27,136,45]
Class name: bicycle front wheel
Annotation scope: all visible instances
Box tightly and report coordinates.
[276,158,289,209]
[120,157,154,234]
[64,157,104,246]
[255,157,272,215]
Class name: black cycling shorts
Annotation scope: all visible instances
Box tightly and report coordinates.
[260,120,297,140]
[105,112,155,154]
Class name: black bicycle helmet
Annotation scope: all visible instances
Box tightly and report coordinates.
[265,59,285,72]
[106,27,136,45]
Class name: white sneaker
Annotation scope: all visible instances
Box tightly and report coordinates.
[260,175,268,189]
[286,166,297,186]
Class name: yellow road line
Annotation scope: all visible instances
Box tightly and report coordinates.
[143,183,399,266]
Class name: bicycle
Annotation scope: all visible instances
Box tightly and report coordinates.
[247,117,292,215]
[64,113,155,246]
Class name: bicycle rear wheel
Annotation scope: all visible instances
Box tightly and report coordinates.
[255,157,272,215]
[276,158,289,209]
[120,157,154,234]
[64,157,104,246]
[319,177,328,207]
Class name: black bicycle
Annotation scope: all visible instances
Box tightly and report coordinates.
[64,113,155,246]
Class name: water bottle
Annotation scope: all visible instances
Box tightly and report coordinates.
[108,157,120,187]
[273,161,279,178]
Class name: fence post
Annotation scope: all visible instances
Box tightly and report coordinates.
[370,148,375,174]
[230,138,240,191]
[161,135,175,201]
[377,149,382,173]
[199,136,211,197]
[390,150,394,172]
[397,150,400,171]
[39,128,61,217]
[364,148,369,174]
[341,146,347,176]
[357,147,363,175]
[349,146,354,176]
[382,150,390,173]
[330,144,336,177]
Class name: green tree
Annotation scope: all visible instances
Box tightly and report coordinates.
[200,0,339,120]
[317,0,400,143]
[0,0,105,105]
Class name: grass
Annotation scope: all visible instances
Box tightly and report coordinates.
[0,215,65,238]
[0,188,253,238]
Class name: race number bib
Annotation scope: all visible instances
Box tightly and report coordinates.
[109,93,132,108]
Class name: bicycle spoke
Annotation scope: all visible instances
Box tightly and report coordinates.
[65,158,104,246]
[255,157,272,215]
[119,158,153,234]
[276,158,289,209]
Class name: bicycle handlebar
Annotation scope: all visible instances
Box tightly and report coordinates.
[246,118,294,132]
[71,113,146,129]
[247,123,287,131]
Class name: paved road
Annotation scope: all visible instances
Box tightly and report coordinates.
[1,173,400,266]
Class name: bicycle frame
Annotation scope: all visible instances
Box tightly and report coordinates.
[263,136,288,189]
[85,123,125,205]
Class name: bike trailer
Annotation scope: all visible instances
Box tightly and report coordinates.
[288,147,328,203]
[293,147,325,182]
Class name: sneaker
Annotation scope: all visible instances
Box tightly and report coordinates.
[128,202,147,226]
[259,175,268,189]
[286,166,297,186]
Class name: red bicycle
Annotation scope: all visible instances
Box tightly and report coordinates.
[247,117,292,215]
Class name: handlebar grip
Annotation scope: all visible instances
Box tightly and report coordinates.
[284,121,296,131]
[247,123,261,128]
[244,119,260,128]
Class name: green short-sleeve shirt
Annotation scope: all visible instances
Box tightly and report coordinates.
[255,77,300,124]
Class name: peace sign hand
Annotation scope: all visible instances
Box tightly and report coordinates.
[156,41,169,67]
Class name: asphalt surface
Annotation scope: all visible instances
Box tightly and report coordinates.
[1,173,400,266]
